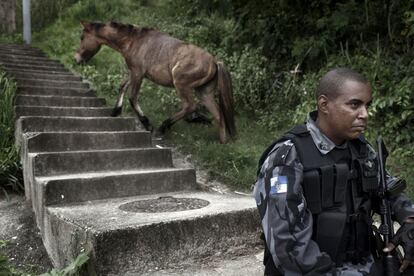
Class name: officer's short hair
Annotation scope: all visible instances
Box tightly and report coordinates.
[316,68,369,99]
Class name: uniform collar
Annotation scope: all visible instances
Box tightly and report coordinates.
[306,111,348,155]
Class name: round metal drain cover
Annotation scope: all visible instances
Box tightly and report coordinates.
[119,196,210,213]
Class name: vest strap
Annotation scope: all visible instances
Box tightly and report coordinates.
[321,165,335,208]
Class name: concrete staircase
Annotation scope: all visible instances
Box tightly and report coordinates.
[1,44,261,275]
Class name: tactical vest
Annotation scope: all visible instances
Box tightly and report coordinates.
[258,125,379,274]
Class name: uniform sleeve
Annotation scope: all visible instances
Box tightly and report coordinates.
[387,173,414,224]
[366,144,414,224]
[253,140,334,275]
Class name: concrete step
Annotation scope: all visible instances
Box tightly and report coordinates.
[44,192,260,274]
[8,71,82,82]
[1,63,71,73]
[17,86,95,97]
[16,78,90,89]
[31,148,173,177]
[0,58,64,68]
[24,131,152,153]
[15,117,141,146]
[142,251,264,276]
[0,43,44,51]
[3,67,74,76]
[14,106,113,118]
[0,53,59,62]
[37,168,196,205]
[0,46,46,57]
[15,95,105,107]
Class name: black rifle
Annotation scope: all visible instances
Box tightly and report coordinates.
[377,137,402,275]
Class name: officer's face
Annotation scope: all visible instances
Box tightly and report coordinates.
[324,80,372,144]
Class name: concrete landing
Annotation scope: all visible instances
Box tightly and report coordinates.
[45,192,261,275]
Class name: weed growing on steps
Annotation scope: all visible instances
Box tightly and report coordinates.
[39,252,89,276]
[0,71,23,198]
[1,239,89,276]
[0,240,21,275]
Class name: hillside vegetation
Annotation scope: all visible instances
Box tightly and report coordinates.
[1,0,413,196]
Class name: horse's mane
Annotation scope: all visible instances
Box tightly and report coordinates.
[87,21,155,38]
[109,21,155,36]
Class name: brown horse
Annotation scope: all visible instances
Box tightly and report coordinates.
[74,21,236,143]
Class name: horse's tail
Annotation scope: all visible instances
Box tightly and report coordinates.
[216,61,237,139]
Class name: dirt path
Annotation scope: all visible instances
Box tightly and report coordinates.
[0,193,53,274]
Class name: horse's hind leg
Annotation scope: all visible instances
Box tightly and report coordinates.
[159,85,197,134]
[128,77,153,131]
[197,86,226,143]
[111,77,130,117]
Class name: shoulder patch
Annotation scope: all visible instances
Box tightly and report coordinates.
[270,175,288,194]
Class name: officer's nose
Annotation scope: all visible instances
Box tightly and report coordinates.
[359,106,369,120]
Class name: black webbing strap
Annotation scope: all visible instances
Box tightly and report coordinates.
[321,165,335,208]
[334,163,349,203]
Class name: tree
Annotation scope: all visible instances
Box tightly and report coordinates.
[0,0,16,34]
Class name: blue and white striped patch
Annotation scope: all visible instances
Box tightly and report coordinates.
[270,175,288,194]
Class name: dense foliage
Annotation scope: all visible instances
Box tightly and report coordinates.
[14,0,79,31]
[164,0,414,187]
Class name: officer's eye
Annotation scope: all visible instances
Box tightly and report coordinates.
[348,99,366,110]
[349,102,360,109]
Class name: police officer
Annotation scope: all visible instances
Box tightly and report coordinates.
[253,68,414,275]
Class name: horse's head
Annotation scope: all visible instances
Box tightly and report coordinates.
[74,22,103,64]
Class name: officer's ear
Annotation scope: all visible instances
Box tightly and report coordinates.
[317,94,329,115]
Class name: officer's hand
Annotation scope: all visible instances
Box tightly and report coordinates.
[383,218,414,273]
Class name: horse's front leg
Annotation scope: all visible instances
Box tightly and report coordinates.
[128,77,153,131]
[111,77,130,117]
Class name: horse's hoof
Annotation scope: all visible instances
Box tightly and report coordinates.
[111,107,122,117]
[184,111,212,125]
